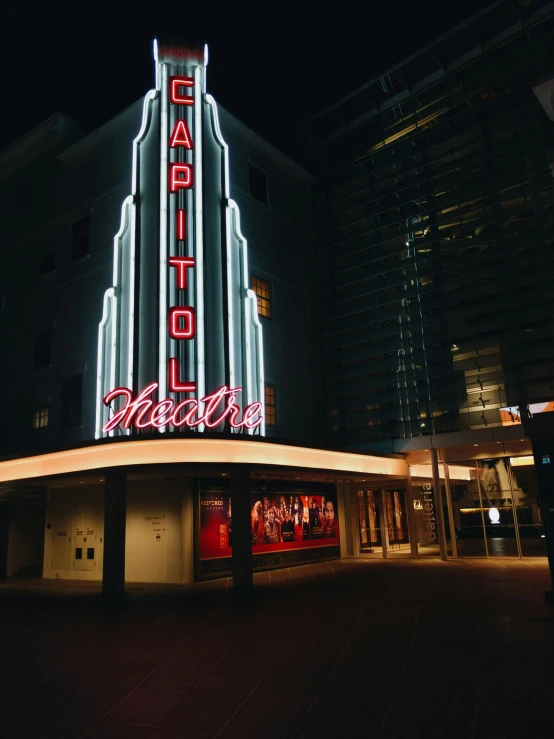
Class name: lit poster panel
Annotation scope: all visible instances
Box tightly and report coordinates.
[199,491,339,560]
[200,494,232,559]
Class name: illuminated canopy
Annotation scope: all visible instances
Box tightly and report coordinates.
[0,439,407,484]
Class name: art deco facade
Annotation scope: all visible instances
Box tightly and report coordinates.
[1,4,554,593]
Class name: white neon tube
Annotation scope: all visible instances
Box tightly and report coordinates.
[95,288,115,439]
[194,65,206,425]
[229,198,264,435]
[95,83,156,439]
[247,287,265,437]
[205,95,235,394]
[158,64,169,420]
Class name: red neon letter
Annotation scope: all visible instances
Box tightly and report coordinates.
[227,394,244,428]
[169,307,196,339]
[168,358,196,393]
[169,119,193,149]
[169,75,194,105]
[169,163,193,193]
[177,209,186,241]
[241,402,264,430]
[201,386,242,428]
[102,387,133,432]
[149,399,175,428]
[169,256,195,288]
[122,383,158,429]
[172,399,199,427]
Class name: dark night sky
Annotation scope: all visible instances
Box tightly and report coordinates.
[2,1,486,156]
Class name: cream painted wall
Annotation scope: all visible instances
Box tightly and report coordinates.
[125,479,183,584]
[43,486,104,581]
[42,477,195,584]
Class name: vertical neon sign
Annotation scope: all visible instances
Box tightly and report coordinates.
[96,41,265,437]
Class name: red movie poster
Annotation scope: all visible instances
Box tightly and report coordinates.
[199,493,232,559]
[250,492,339,553]
[199,490,339,561]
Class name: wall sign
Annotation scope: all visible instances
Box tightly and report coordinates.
[95,42,264,437]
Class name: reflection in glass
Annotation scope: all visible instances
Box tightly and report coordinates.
[410,478,442,555]
[447,457,545,557]
[357,489,410,555]
[358,490,382,551]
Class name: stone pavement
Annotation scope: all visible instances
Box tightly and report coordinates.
[0,558,552,739]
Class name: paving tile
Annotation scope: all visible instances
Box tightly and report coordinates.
[175,687,244,712]
[195,671,261,696]
[85,723,203,739]
[160,702,235,734]
[105,683,186,724]
[0,714,93,739]
[220,710,298,739]
[0,559,552,739]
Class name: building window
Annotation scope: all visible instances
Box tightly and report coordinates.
[61,374,82,428]
[32,407,49,429]
[34,329,52,367]
[39,251,57,276]
[251,275,272,318]
[265,384,277,427]
[71,216,90,261]
[249,163,268,206]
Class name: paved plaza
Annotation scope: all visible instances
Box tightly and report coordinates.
[0,558,552,739]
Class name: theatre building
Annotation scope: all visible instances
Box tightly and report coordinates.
[0,40,406,591]
[1,5,553,596]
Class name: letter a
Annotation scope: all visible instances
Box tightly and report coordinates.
[169,119,193,149]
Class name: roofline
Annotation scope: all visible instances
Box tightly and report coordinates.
[217,104,315,182]
[300,0,553,132]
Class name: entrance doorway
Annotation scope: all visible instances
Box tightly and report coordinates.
[357,489,411,557]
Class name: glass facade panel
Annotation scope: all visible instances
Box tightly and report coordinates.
[444,457,545,557]
[509,461,545,557]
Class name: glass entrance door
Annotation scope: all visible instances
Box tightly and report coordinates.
[357,488,411,557]
[357,490,382,553]
[383,489,410,553]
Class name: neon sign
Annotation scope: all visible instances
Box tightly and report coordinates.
[104,384,262,432]
[98,42,264,436]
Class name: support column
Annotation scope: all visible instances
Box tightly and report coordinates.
[102,468,127,597]
[405,470,419,557]
[531,439,554,603]
[337,483,349,558]
[230,465,253,593]
[431,448,448,560]
[350,486,361,558]
[442,459,458,559]
[379,489,389,559]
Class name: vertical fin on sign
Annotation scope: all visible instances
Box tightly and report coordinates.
[205,95,265,435]
[95,90,157,439]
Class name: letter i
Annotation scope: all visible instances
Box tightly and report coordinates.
[177,208,186,241]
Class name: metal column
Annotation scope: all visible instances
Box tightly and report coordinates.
[431,448,448,560]
[405,469,419,557]
[442,458,458,558]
